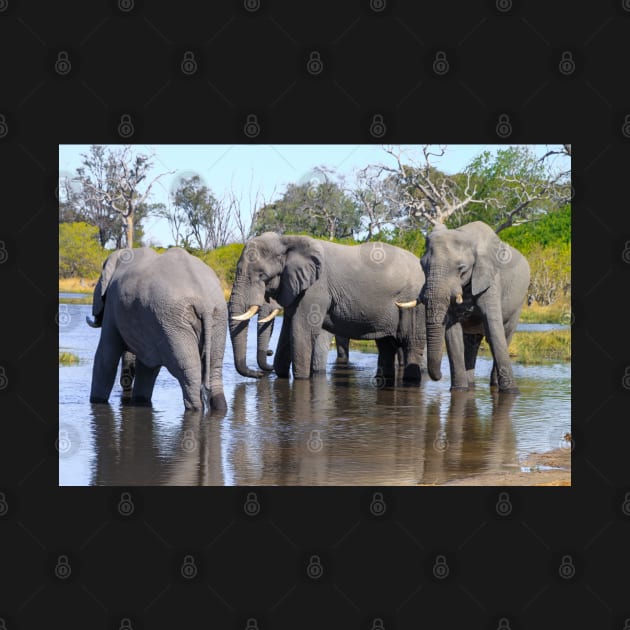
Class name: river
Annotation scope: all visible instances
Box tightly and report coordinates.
[59,301,570,486]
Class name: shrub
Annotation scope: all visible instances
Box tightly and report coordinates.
[59,222,107,279]
[198,243,245,291]
[501,205,571,256]
[527,243,571,305]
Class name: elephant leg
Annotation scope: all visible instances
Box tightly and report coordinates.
[335,335,349,364]
[376,337,397,384]
[120,351,136,398]
[207,318,227,410]
[311,331,332,373]
[273,316,292,378]
[90,327,125,403]
[180,365,204,411]
[401,344,422,384]
[490,360,498,388]
[131,360,160,405]
[463,333,483,387]
[163,338,204,410]
[445,321,468,391]
[290,318,315,379]
[397,347,405,368]
[479,293,519,394]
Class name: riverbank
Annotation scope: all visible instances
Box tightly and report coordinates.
[519,297,571,324]
[437,447,571,486]
[59,277,231,302]
[59,277,97,293]
[344,328,570,363]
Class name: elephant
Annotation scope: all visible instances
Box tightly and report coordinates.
[86,247,227,411]
[417,221,530,393]
[252,297,351,374]
[228,232,426,383]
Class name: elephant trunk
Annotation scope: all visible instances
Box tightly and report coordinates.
[256,306,276,371]
[228,287,262,378]
[426,321,446,381]
[424,271,450,381]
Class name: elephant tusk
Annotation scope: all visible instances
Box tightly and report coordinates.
[258,308,280,323]
[86,316,100,328]
[231,305,260,321]
[395,299,418,308]
[455,293,463,304]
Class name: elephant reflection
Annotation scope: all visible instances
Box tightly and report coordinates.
[419,391,518,484]
[90,404,225,486]
[227,373,429,485]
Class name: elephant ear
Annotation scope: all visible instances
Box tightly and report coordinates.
[471,232,501,296]
[277,237,323,307]
[92,250,125,318]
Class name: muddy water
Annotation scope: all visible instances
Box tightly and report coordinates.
[59,302,570,486]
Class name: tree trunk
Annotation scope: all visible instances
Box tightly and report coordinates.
[126,214,134,248]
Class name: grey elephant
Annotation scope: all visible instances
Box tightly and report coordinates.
[228,233,425,382]
[87,247,227,411]
[417,221,530,393]
[252,297,351,374]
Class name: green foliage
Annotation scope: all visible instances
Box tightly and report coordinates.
[453,146,568,231]
[500,205,571,255]
[199,243,244,289]
[385,228,426,257]
[498,206,571,306]
[251,168,360,240]
[59,222,107,279]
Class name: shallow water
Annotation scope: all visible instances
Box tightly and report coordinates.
[59,303,571,486]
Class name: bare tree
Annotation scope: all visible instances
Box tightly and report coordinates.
[539,143,571,161]
[352,166,399,239]
[212,192,235,248]
[469,144,571,233]
[153,201,188,247]
[80,146,174,248]
[230,174,276,244]
[491,169,570,233]
[171,175,235,250]
[377,145,487,228]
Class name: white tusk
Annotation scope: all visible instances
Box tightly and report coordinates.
[395,300,418,308]
[231,305,260,321]
[455,293,463,304]
[258,308,280,323]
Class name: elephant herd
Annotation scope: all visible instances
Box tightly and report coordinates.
[86,221,530,412]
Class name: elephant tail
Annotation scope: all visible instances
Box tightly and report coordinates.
[201,309,213,394]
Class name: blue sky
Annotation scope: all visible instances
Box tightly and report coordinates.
[59,144,569,247]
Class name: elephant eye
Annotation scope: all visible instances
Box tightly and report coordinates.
[458,263,467,276]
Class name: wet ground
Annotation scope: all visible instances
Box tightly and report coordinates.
[59,303,571,486]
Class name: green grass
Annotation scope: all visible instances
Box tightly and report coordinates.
[59,295,92,305]
[59,351,80,365]
[348,339,377,352]
[333,329,571,364]
[479,329,571,364]
[519,297,571,324]
[59,277,96,294]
